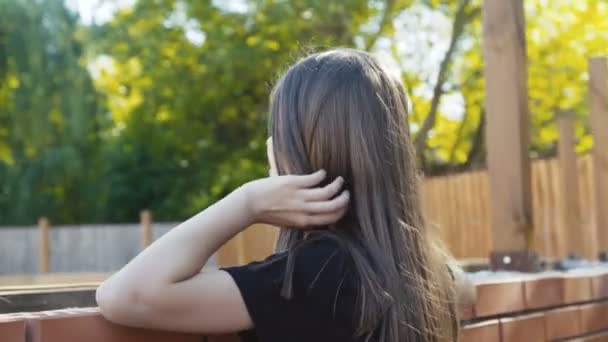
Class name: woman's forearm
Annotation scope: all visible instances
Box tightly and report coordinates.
[99,186,253,292]
[96,171,348,331]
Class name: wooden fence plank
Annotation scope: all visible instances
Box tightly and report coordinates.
[558,112,584,257]
[550,158,567,258]
[38,218,50,274]
[140,210,153,248]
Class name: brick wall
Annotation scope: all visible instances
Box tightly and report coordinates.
[461,269,608,342]
[2,268,608,341]
[0,308,238,342]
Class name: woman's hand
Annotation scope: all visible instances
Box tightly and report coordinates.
[243,170,350,228]
[97,170,348,334]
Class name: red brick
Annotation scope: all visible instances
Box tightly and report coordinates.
[459,320,500,342]
[569,330,608,342]
[591,273,608,300]
[579,302,608,334]
[500,313,545,342]
[524,275,563,309]
[544,306,581,340]
[0,316,25,342]
[459,304,475,320]
[562,274,594,304]
[26,308,203,342]
[474,278,525,317]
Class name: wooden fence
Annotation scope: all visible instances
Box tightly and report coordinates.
[422,154,596,260]
[3,154,598,272]
[217,154,598,265]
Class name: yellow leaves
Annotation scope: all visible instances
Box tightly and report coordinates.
[539,125,558,143]
[155,107,171,123]
[576,135,593,154]
[126,57,143,76]
[255,12,266,23]
[49,108,63,128]
[428,0,442,9]
[161,44,178,59]
[0,142,13,164]
[246,35,260,46]
[263,40,280,51]
[516,0,608,153]
[139,76,153,88]
[427,113,465,162]
[7,75,19,89]
[246,36,280,50]
[93,56,148,126]
[115,42,129,54]
[463,49,482,70]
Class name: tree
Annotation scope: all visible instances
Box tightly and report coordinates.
[392,0,608,174]
[1,0,605,224]
[86,0,410,221]
[0,0,103,224]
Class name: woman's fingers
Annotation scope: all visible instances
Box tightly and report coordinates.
[301,176,344,201]
[303,190,350,214]
[290,169,326,187]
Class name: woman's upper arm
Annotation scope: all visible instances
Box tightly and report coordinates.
[98,270,253,334]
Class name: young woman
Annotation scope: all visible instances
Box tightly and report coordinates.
[96,48,472,342]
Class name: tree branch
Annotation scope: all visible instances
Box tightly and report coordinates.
[463,107,485,169]
[413,0,473,157]
[401,75,417,116]
[448,108,469,163]
[364,0,396,51]
[447,70,482,162]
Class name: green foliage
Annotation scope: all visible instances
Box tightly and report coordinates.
[0,0,104,224]
[0,0,606,224]
[0,0,394,224]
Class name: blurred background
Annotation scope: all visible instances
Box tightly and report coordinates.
[0,0,607,278]
[2,0,605,225]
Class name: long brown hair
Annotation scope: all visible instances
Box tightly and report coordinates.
[270,48,457,342]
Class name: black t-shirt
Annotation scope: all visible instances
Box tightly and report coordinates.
[222,235,361,342]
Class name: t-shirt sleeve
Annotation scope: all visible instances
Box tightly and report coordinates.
[221,237,356,341]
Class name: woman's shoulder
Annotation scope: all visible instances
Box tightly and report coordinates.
[296,232,352,265]
[291,232,356,295]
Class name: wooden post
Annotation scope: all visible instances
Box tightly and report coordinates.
[140,210,153,248]
[557,111,584,258]
[589,56,608,257]
[483,0,537,270]
[38,217,50,273]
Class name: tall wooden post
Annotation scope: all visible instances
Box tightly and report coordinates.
[38,217,50,273]
[557,111,584,258]
[483,0,537,270]
[589,56,608,257]
[140,210,153,248]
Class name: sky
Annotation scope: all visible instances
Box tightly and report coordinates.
[64,0,247,24]
[64,0,135,25]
